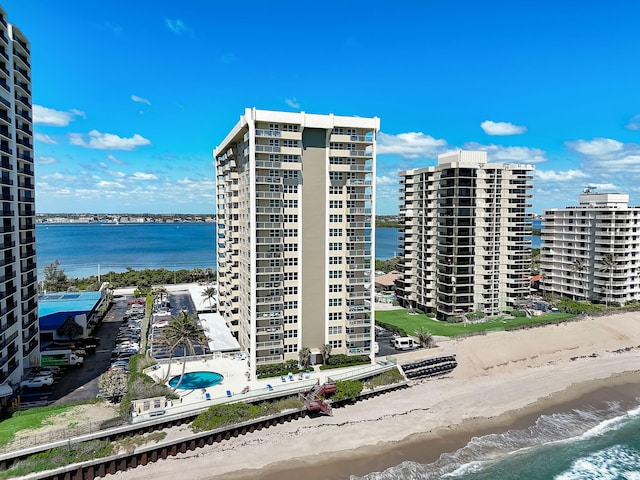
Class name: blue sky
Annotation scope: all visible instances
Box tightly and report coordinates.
[5,0,640,214]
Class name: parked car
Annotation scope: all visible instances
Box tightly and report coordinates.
[32,366,61,375]
[21,376,54,389]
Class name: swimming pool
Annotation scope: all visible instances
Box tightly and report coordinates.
[168,371,224,390]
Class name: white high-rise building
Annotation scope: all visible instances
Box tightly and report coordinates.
[0,7,38,396]
[214,108,378,376]
[398,151,534,319]
[540,191,640,305]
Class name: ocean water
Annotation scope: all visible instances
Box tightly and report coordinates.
[353,400,640,480]
[35,223,402,278]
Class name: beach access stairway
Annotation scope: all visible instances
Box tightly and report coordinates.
[400,355,458,379]
[298,380,337,415]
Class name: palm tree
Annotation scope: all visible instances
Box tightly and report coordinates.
[538,271,547,298]
[571,258,587,301]
[155,311,209,391]
[320,344,332,364]
[414,327,435,348]
[298,346,311,368]
[600,252,617,308]
[201,286,217,312]
[204,267,214,283]
[152,286,169,306]
[191,268,204,283]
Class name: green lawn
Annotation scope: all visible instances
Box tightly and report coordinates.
[375,309,576,337]
[0,400,101,448]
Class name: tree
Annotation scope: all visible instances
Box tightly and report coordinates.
[98,369,128,402]
[152,286,169,307]
[600,252,617,308]
[56,315,83,340]
[539,272,547,298]
[571,258,587,301]
[298,347,311,368]
[320,344,332,364]
[204,267,214,283]
[155,311,208,391]
[191,268,205,282]
[414,327,435,348]
[43,260,68,292]
[201,286,217,312]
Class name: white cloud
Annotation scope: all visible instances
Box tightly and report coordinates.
[107,154,126,165]
[376,175,398,186]
[567,138,624,156]
[69,130,151,150]
[285,97,300,109]
[378,131,448,159]
[96,180,125,188]
[462,142,548,163]
[131,172,158,181]
[165,18,187,34]
[535,169,589,182]
[34,133,57,144]
[480,120,527,136]
[626,115,640,131]
[37,156,57,165]
[33,105,85,126]
[131,94,151,105]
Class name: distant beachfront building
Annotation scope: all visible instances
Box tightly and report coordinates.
[0,7,38,398]
[540,191,640,305]
[214,108,379,375]
[397,151,534,319]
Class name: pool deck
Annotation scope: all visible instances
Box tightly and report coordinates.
[136,353,399,423]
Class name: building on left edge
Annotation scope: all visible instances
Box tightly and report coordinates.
[0,6,37,403]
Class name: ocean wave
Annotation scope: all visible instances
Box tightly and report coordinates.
[554,445,640,480]
[352,400,640,480]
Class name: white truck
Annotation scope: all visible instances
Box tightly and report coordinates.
[393,337,420,351]
[41,349,84,367]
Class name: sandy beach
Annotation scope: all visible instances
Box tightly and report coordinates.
[110,311,640,480]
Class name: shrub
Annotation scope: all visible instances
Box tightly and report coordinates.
[256,359,303,379]
[511,310,528,318]
[330,380,363,402]
[363,368,405,389]
[191,396,305,433]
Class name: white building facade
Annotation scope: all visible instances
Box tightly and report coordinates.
[214,108,378,375]
[398,151,534,319]
[0,7,38,395]
[540,192,640,305]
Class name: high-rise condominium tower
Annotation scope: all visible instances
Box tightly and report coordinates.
[398,151,534,319]
[541,191,640,305]
[0,7,38,394]
[214,108,378,375]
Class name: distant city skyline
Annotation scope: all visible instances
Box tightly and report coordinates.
[5,0,640,215]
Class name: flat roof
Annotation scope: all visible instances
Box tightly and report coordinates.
[38,291,102,317]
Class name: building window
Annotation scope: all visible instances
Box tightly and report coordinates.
[283,140,298,148]
[284,329,298,338]
[329,270,343,279]
[329,186,343,195]
[284,257,298,266]
[284,272,298,281]
[284,229,297,238]
[328,312,343,321]
[329,242,342,251]
[329,298,343,307]
[283,170,298,179]
[328,326,343,335]
[329,284,342,293]
[283,184,298,193]
[284,344,298,353]
[284,286,298,295]
[283,124,298,132]
[329,215,343,223]
[284,301,298,310]
[329,340,343,348]
[330,172,344,181]
[330,200,343,209]
[329,256,342,265]
[283,243,298,252]
[284,199,298,208]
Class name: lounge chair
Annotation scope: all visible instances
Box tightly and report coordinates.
[281,376,286,382]
[205,392,211,400]
[267,384,273,391]
[226,390,232,397]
